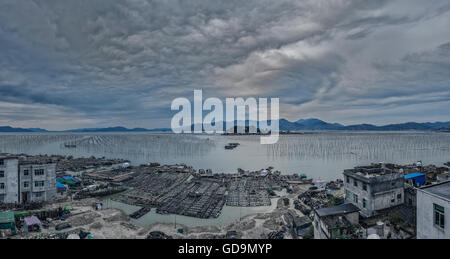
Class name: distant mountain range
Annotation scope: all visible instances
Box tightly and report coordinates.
[0,126,172,133]
[1,118,450,132]
[190,118,450,132]
[278,119,450,131]
[0,126,49,133]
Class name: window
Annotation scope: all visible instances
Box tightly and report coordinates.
[0,183,4,189]
[353,194,358,204]
[363,199,367,208]
[354,180,358,187]
[23,169,29,176]
[34,169,45,176]
[34,192,43,198]
[397,193,402,200]
[345,190,351,200]
[434,204,445,229]
[0,159,3,165]
[346,176,349,183]
[34,181,45,187]
[0,171,4,178]
[363,183,367,191]
[23,182,29,188]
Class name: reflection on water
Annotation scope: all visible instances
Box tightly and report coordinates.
[1,132,450,180]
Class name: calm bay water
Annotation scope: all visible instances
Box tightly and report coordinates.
[2,131,450,227]
[0,131,450,181]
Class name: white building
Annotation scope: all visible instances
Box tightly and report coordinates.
[0,157,20,203]
[417,181,450,239]
[19,162,57,203]
[343,164,404,217]
[0,156,56,204]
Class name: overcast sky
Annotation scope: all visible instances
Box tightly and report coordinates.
[1,0,450,130]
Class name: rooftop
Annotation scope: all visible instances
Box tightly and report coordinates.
[24,215,41,226]
[404,173,425,179]
[0,211,15,224]
[322,214,353,230]
[344,164,403,183]
[316,203,360,217]
[19,158,57,165]
[420,181,450,201]
[293,216,312,228]
[0,154,19,160]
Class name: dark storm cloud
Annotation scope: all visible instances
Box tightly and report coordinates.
[0,0,449,129]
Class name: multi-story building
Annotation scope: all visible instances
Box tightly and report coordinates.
[0,156,20,203]
[19,162,56,203]
[0,156,56,204]
[343,163,404,217]
[417,181,450,239]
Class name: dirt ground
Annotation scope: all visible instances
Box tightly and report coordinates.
[14,198,147,239]
[141,184,311,239]
[17,184,311,239]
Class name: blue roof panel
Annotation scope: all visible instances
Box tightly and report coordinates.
[56,182,67,189]
[404,173,425,179]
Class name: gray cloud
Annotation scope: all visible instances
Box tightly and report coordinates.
[0,0,449,129]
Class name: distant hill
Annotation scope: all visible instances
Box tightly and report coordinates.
[67,120,450,132]
[0,126,48,132]
[2,119,450,133]
[295,119,450,131]
[27,128,49,132]
[344,124,379,131]
[219,119,450,131]
[295,118,344,130]
[0,126,170,133]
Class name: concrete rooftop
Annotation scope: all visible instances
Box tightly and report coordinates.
[420,181,450,201]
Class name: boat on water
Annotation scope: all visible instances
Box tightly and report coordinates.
[224,143,240,150]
